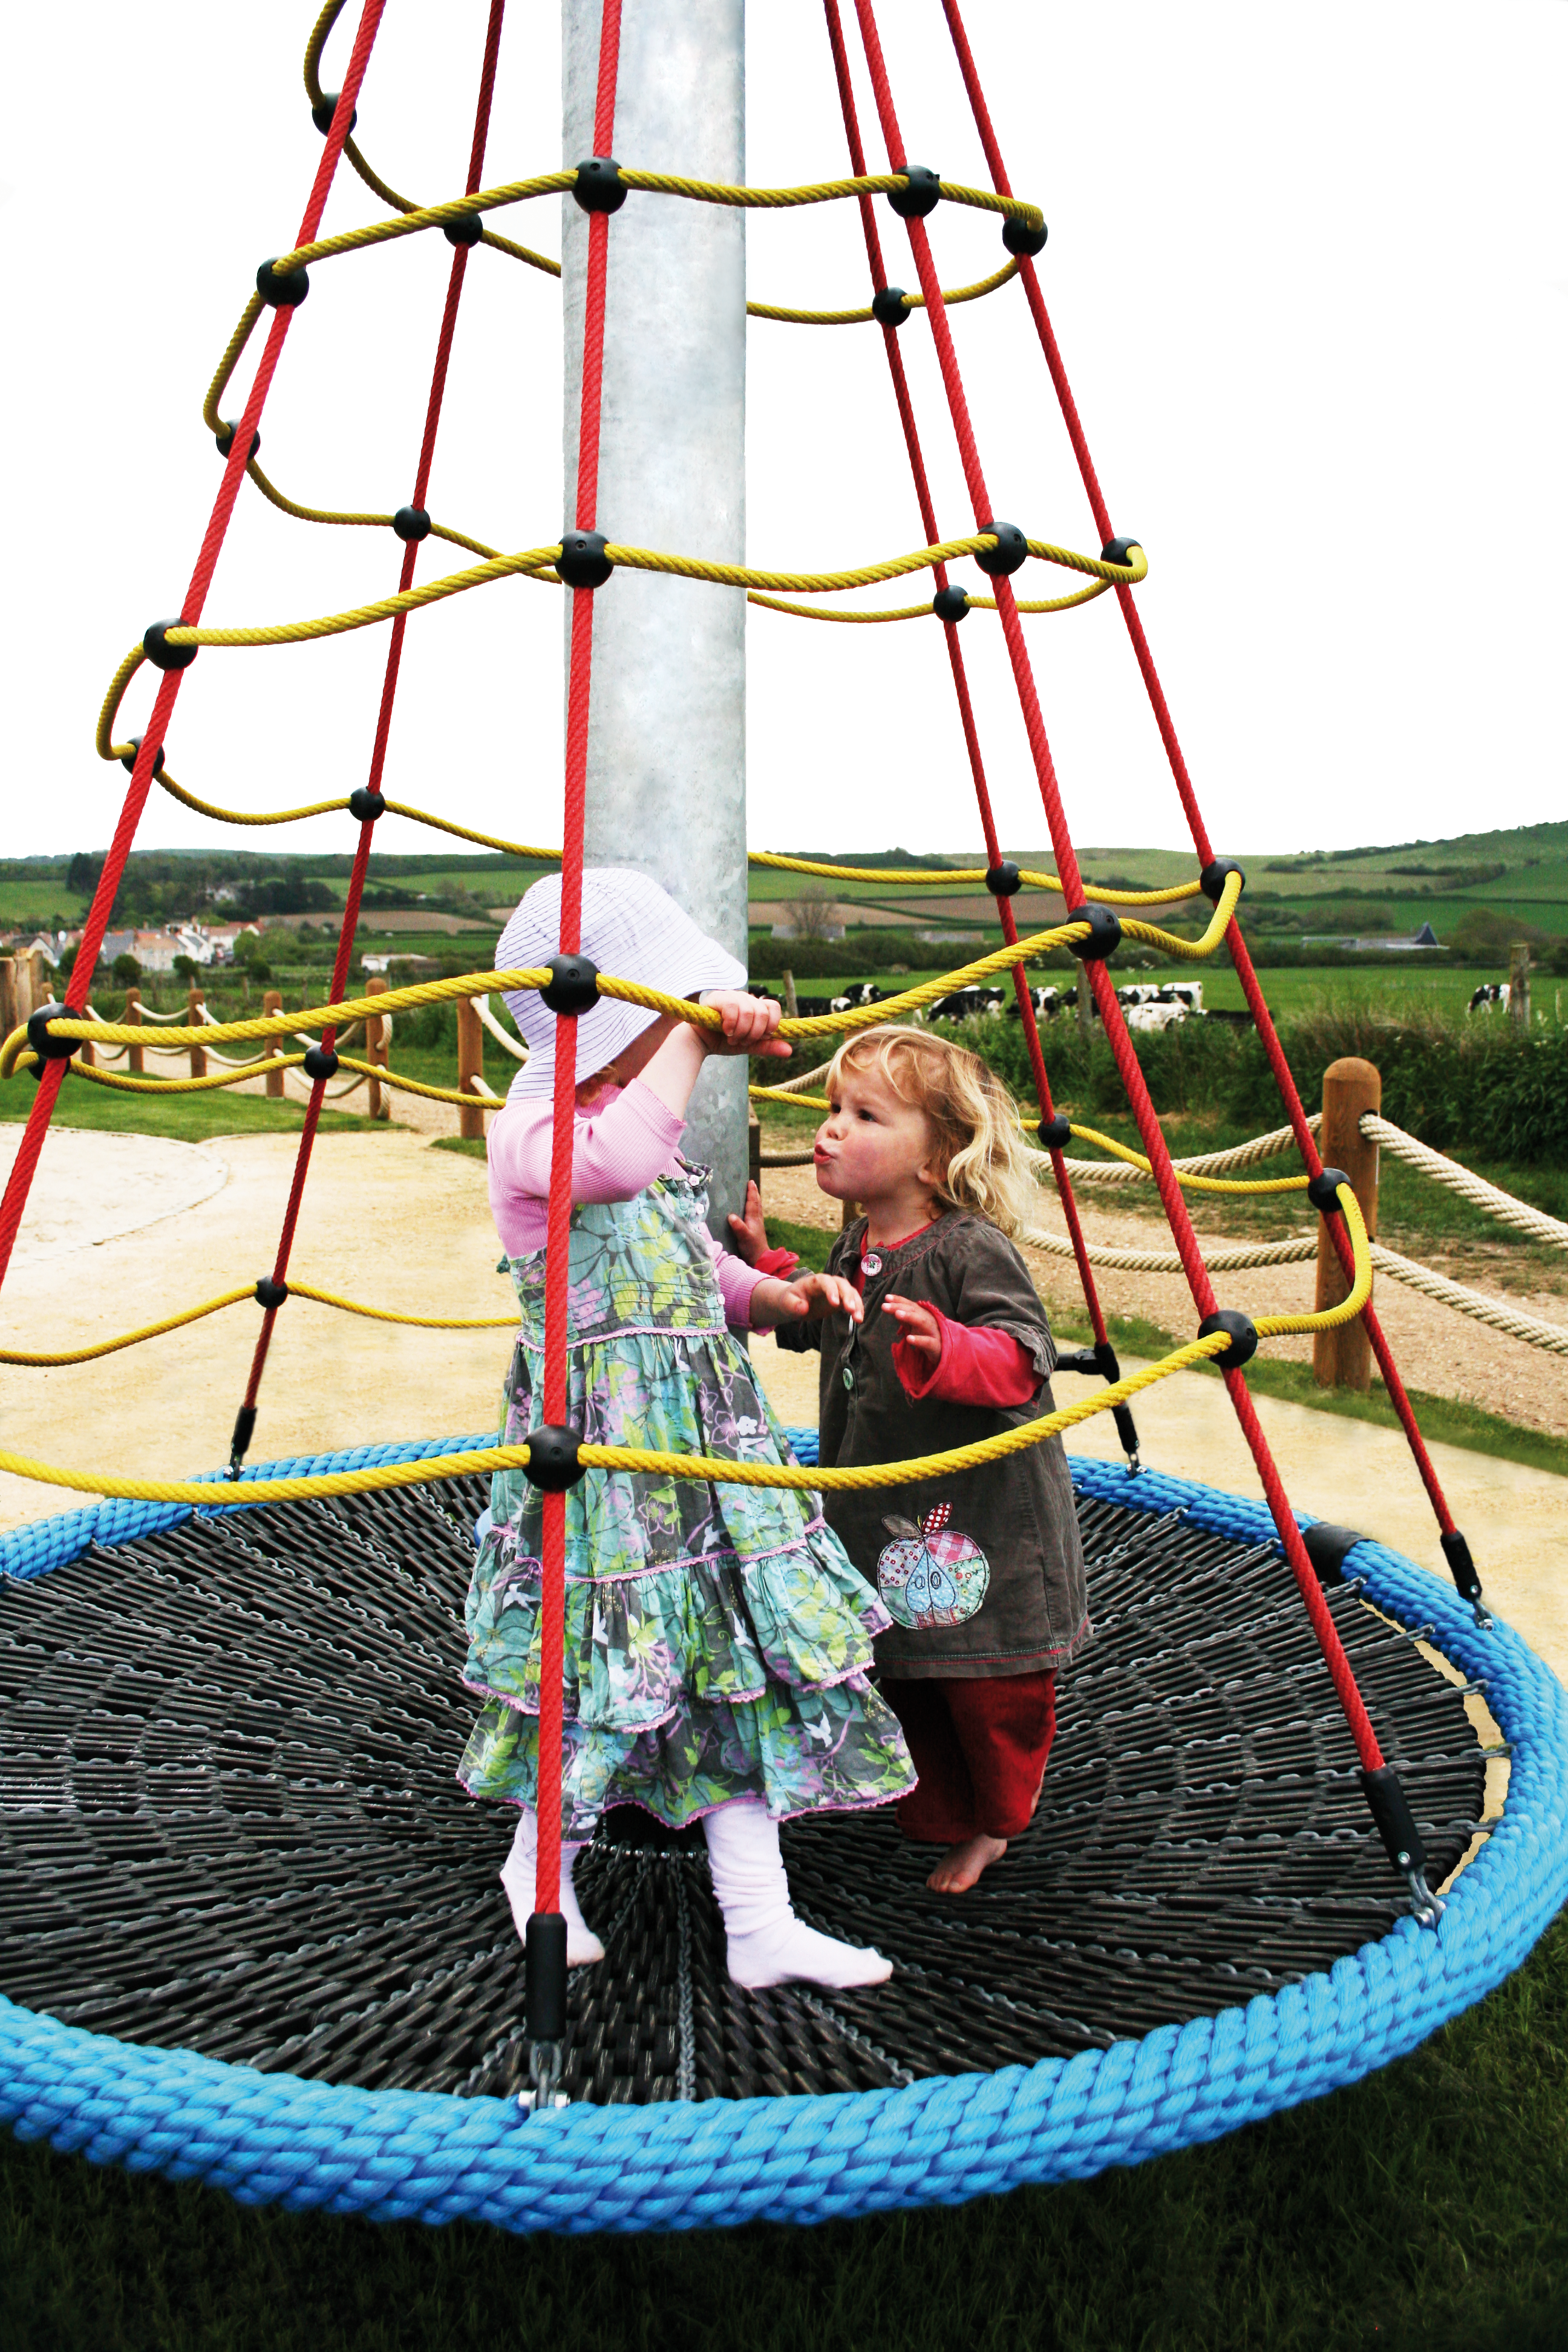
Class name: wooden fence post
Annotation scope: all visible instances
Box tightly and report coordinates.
[24,951,47,1018]
[0,960,15,1038]
[1509,941,1532,1028]
[365,976,390,1120]
[263,990,285,1097]
[457,996,485,1142]
[1312,1056,1381,1392]
[126,988,143,1076]
[187,986,207,1079]
[781,968,799,1021]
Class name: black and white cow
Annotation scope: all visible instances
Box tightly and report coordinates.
[830,982,890,1012]
[1468,982,1511,1013]
[926,984,1006,1023]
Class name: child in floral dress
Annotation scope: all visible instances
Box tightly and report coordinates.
[460,871,914,1990]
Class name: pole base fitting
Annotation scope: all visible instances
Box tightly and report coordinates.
[1037,1113,1072,1151]
[932,584,969,622]
[227,1402,257,1477]
[573,157,626,215]
[1002,214,1048,258]
[985,860,1021,897]
[254,1276,289,1310]
[215,420,260,462]
[558,529,613,589]
[120,734,166,776]
[540,953,600,1015]
[974,520,1028,577]
[1440,1528,1485,1606]
[26,1005,79,1063]
[871,284,909,328]
[303,1045,339,1082]
[1360,1762,1435,1910]
[348,788,385,822]
[887,163,941,218]
[1198,1308,1258,1369]
[442,211,483,247]
[525,1910,569,2042]
[143,619,198,673]
[523,1425,585,1492]
[393,506,431,543]
[1199,856,1246,904]
[311,92,358,137]
[1065,905,1122,961]
[1306,1167,1352,1215]
[256,258,310,309]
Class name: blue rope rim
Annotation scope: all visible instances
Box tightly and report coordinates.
[2,1437,1564,2233]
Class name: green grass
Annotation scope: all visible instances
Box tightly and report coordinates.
[0,1074,371,1145]
[4,1915,1567,2350]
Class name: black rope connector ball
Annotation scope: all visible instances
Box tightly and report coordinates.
[871,284,910,328]
[311,92,358,137]
[524,1424,586,1493]
[932,584,969,623]
[1102,536,1142,570]
[256,258,310,309]
[215,420,260,462]
[1197,1308,1258,1370]
[887,163,941,219]
[143,618,198,673]
[393,505,431,544]
[558,530,613,590]
[1037,1112,1072,1151]
[573,157,626,215]
[974,520,1028,577]
[304,1045,339,1082]
[1200,856,1246,904]
[255,1276,289,1311]
[1002,212,1048,258]
[348,788,386,823]
[120,734,165,777]
[1307,1167,1352,1215]
[442,211,484,249]
[26,1004,79,1064]
[1065,904,1122,961]
[540,953,601,1016]
[985,860,1021,897]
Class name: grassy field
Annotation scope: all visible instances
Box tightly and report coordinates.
[4,1913,1567,2352]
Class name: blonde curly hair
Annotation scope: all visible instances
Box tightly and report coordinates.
[824,1024,1039,1240]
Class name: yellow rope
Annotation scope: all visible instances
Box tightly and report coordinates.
[1121,867,1243,959]
[1062,1120,1310,1197]
[745,580,1111,622]
[1255,1186,1373,1336]
[745,851,1204,906]
[746,257,1019,325]
[0,1275,517,1368]
[0,1330,1223,1505]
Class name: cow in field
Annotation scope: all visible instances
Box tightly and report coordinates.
[1468,982,1511,1013]
[926,984,1006,1022]
[830,982,890,1012]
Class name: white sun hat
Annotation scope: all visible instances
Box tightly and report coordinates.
[499,868,747,1100]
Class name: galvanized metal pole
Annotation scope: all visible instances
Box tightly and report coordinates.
[563,0,748,1234]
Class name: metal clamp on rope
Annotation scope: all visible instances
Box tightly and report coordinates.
[1440,1527,1492,1627]
[26,1005,80,1067]
[1360,1764,1445,1927]
[523,1910,570,2114]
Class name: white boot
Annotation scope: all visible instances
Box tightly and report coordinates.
[499,1807,604,1965]
[703,1798,892,1990]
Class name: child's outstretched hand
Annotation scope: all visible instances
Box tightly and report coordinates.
[698,990,790,1060]
[727,1179,768,1266]
[882,1292,944,1363]
[776,1270,864,1325]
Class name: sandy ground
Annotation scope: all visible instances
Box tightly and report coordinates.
[2,1117,1564,1687]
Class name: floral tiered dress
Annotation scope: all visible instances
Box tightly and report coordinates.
[459,1165,915,1835]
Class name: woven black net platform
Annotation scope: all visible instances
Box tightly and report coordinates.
[0,1478,1486,2105]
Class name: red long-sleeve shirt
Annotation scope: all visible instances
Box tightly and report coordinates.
[850,1238,1039,1408]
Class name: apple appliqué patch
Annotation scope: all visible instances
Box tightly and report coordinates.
[876,1502,990,1630]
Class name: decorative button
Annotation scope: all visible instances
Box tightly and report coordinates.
[842,1366,854,1390]
[861,1252,883,1276]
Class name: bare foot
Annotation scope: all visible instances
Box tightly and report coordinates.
[926,1832,1008,1893]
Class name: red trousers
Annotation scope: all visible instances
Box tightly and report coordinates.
[881,1670,1057,1843]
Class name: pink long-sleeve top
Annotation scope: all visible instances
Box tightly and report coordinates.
[486,1079,770,1329]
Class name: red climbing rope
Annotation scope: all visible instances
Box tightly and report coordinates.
[535,0,625,1924]
[849,0,1385,1772]
[0,0,388,1299]
[820,0,1120,1385]
[238,0,509,1436]
[938,0,1459,1552]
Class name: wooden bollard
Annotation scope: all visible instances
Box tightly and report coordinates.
[457,996,485,1142]
[1509,940,1532,1028]
[365,976,390,1120]
[1312,1056,1380,1392]
[263,990,285,1097]
[125,988,143,1076]
[186,987,207,1079]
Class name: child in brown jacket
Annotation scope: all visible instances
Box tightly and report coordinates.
[775,1025,1089,1890]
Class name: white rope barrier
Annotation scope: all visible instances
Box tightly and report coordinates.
[1362,1114,1568,1252]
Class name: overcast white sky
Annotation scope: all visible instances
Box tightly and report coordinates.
[3,2,1564,865]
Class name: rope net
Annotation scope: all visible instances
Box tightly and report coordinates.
[0,0,1496,2031]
